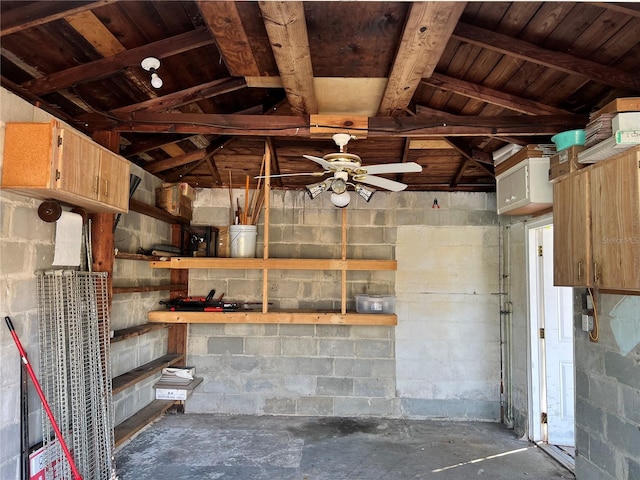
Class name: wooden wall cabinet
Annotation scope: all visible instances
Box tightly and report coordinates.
[590,147,640,290]
[496,157,553,215]
[554,146,640,291]
[2,121,130,213]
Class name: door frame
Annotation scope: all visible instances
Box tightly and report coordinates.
[525,215,552,443]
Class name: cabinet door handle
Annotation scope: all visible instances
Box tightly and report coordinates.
[103,178,109,198]
[594,262,600,284]
[577,261,582,280]
[94,175,100,194]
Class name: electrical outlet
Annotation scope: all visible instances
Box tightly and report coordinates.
[581,314,594,332]
[585,292,594,310]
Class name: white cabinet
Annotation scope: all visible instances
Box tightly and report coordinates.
[496,157,553,215]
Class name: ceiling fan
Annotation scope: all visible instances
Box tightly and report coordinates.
[259,134,422,207]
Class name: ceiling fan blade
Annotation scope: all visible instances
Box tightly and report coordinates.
[255,171,327,179]
[362,162,422,175]
[354,174,408,192]
[303,154,333,171]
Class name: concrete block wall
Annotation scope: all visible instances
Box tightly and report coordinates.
[501,220,530,436]
[187,323,397,417]
[395,192,501,420]
[187,189,501,420]
[110,163,174,425]
[0,89,67,480]
[574,293,640,480]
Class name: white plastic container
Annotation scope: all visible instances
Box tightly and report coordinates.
[229,224,257,258]
[355,294,395,314]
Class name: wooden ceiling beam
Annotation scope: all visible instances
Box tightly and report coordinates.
[77,111,587,137]
[445,138,494,177]
[452,22,640,90]
[379,2,466,116]
[22,28,214,95]
[111,78,247,115]
[258,1,317,115]
[197,1,261,76]
[0,0,117,37]
[422,73,570,115]
[589,2,640,17]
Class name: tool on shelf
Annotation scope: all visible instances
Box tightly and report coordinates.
[160,289,239,311]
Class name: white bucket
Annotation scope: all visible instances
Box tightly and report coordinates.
[229,225,257,258]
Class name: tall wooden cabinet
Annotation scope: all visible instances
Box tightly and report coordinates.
[554,145,640,291]
[2,121,130,213]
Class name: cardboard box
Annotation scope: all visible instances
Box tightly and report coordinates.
[495,144,556,176]
[549,145,586,182]
[156,186,193,219]
[154,377,203,400]
[161,182,195,201]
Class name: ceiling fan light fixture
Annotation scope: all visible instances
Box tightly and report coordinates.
[305,180,328,199]
[330,177,347,194]
[354,183,375,202]
[330,191,351,208]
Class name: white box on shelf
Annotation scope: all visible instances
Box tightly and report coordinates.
[355,294,395,314]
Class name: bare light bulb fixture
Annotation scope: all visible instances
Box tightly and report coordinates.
[354,183,375,202]
[141,57,163,89]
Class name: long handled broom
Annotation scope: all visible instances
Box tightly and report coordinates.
[5,316,83,480]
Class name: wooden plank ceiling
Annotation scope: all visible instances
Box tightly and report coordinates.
[1,1,639,192]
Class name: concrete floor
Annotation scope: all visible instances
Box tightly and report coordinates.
[116,414,574,480]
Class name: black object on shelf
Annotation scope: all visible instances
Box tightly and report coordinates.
[181,225,218,257]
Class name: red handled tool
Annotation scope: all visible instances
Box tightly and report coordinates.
[5,316,83,480]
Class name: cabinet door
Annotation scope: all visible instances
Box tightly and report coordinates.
[98,150,130,211]
[553,170,591,286]
[507,164,529,211]
[496,173,511,213]
[56,128,102,201]
[590,147,640,290]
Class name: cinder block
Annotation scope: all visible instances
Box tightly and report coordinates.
[220,394,263,414]
[588,434,617,478]
[279,324,315,336]
[229,356,259,372]
[0,241,27,274]
[316,325,351,338]
[333,397,397,417]
[282,337,317,356]
[351,325,392,339]
[317,377,353,396]
[621,385,640,423]
[605,351,640,389]
[207,337,244,354]
[353,378,395,398]
[295,357,333,376]
[354,339,393,358]
[283,375,315,395]
[605,413,640,458]
[318,339,355,357]
[296,396,333,416]
[244,337,281,356]
[264,397,296,415]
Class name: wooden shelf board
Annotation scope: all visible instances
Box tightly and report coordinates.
[149,310,397,326]
[114,399,176,448]
[129,198,190,225]
[115,252,160,261]
[151,257,397,271]
[111,322,170,343]
[112,353,185,394]
[113,284,187,294]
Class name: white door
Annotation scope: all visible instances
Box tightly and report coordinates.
[528,222,575,447]
[540,226,575,446]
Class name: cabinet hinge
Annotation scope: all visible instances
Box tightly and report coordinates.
[539,328,545,339]
[541,412,548,424]
[57,136,63,147]
[55,169,61,181]
[538,245,543,257]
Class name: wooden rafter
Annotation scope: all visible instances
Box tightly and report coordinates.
[110,78,247,115]
[452,22,640,90]
[21,28,214,95]
[422,73,570,115]
[378,2,466,116]
[445,137,494,178]
[197,1,261,76]
[258,1,317,115]
[0,0,117,37]
[77,111,587,137]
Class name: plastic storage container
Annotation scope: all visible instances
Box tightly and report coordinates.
[551,129,585,151]
[355,294,395,314]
